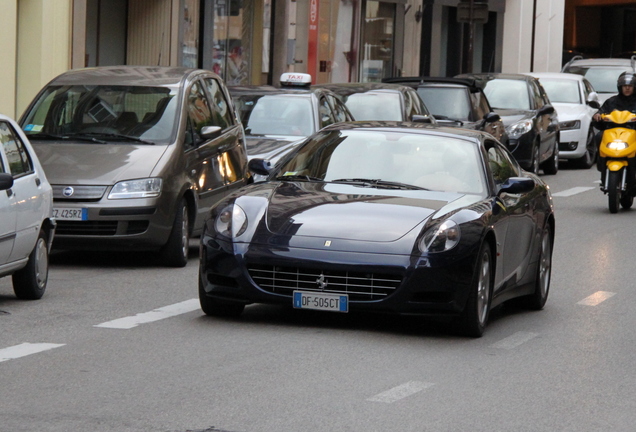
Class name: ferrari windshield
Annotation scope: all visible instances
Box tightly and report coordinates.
[234,94,314,137]
[21,85,179,144]
[278,129,486,194]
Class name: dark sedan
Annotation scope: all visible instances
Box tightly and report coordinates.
[229,73,353,164]
[313,82,435,124]
[457,73,560,174]
[382,76,507,143]
[198,122,555,337]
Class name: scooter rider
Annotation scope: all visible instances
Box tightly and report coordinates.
[593,72,636,173]
[593,72,636,123]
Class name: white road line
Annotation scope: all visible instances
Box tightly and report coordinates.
[0,343,65,362]
[491,331,538,350]
[94,299,200,329]
[366,381,434,403]
[551,187,595,197]
[577,291,616,306]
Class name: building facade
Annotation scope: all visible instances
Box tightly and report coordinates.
[1,0,628,120]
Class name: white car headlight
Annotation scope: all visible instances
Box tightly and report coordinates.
[419,220,460,253]
[214,204,248,238]
[559,120,581,130]
[608,140,629,151]
[108,178,162,199]
[506,119,533,138]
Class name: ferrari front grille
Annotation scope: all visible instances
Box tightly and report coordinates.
[247,264,401,301]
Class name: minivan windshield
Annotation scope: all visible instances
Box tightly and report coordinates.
[21,85,179,144]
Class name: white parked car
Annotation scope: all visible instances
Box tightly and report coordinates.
[527,72,601,168]
[0,114,55,299]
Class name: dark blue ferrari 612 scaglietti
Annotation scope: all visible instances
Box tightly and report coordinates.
[198,121,555,337]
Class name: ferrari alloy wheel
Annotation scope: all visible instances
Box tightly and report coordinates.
[518,225,552,310]
[608,170,621,214]
[13,230,49,300]
[458,242,492,338]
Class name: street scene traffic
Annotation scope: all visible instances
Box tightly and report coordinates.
[2,0,636,431]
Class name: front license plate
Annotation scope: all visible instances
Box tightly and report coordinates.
[53,207,88,221]
[293,291,348,313]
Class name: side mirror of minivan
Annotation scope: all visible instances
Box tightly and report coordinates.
[0,173,14,191]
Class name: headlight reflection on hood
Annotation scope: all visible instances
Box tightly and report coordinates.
[214,204,248,238]
[419,220,461,253]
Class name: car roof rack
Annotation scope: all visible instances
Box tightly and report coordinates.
[561,55,584,72]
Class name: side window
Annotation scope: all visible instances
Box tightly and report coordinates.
[487,141,519,185]
[187,81,215,148]
[328,95,349,123]
[410,89,428,116]
[319,97,335,128]
[0,122,34,177]
[203,78,234,129]
[584,79,595,97]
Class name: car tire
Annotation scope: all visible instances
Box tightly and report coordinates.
[516,225,552,310]
[12,230,49,300]
[160,198,190,267]
[573,129,596,169]
[542,141,559,175]
[199,277,245,317]
[457,242,492,338]
[608,170,621,214]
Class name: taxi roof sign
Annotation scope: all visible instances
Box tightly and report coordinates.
[280,73,312,87]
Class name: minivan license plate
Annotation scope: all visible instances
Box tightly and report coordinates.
[293,291,348,313]
[53,207,88,221]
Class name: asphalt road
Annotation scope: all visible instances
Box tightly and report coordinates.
[1,163,635,432]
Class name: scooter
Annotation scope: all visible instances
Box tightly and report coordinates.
[598,110,636,213]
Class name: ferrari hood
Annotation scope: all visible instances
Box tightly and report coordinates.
[31,142,169,185]
[256,182,476,242]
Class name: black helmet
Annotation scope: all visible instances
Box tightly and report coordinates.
[617,72,636,91]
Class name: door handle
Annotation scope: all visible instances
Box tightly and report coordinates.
[5,188,13,197]
[35,177,41,186]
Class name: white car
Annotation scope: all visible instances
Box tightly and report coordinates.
[0,114,55,299]
[561,57,635,104]
[527,72,601,168]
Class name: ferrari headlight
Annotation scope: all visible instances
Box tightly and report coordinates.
[108,178,162,199]
[559,120,581,130]
[419,220,460,253]
[608,140,629,151]
[214,204,248,238]
[506,119,533,139]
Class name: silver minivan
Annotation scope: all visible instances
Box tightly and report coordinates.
[0,114,55,299]
[19,66,250,267]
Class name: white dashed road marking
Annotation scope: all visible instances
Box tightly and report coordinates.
[0,343,65,362]
[577,291,616,306]
[95,299,200,329]
[551,187,595,197]
[491,331,538,350]
[367,381,434,403]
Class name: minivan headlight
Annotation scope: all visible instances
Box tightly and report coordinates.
[108,178,162,199]
[506,119,533,138]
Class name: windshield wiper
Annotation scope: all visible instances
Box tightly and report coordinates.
[275,174,322,182]
[66,132,154,145]
[331,178,428,190]
[27,132,107,144]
